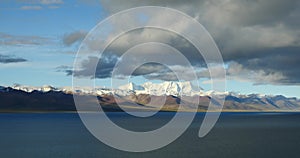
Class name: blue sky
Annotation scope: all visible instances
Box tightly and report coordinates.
[0,0,105,87]
[0,0,300,97]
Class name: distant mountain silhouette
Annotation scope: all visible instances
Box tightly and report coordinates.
[0,86,299,112]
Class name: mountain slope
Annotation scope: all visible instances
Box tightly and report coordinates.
[0,84,299,112]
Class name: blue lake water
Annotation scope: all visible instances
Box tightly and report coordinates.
[1,112,300,158]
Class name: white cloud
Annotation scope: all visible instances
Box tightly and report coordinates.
[18,0,64,9]
[20,5,42,10]
[227,62,286,84]
[39,0,64,5]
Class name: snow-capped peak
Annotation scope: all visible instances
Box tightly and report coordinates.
[119,81,202,96]
[41,85,57,92]
[4,83,295,101]
[119,82,145,91]
[10,84,58,93]
[12,84,36,93]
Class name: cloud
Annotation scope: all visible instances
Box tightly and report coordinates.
[55,65,72,72]
[39,0,63,5]
[0,54,27,64]
[0,32,53,46]
[68,53,217,81]
[227,62,286,85]
[68,55,177,80]
[97,0,300,53]
[68,0,300,85]
[231,47,300,85]
[17,0,64,5]
[62,30,87,46]
[20,5,42,10]
[18,0,64,9]
[48,5,60,9]
[67,55,119,78]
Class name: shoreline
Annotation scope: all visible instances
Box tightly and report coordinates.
[1,110,300,114]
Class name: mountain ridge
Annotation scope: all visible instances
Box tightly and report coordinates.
[4,82,292,98]
[0,83,300,112]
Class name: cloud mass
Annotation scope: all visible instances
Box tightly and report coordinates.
[0,54,27,64]
[63,30,87,46]
[0,32,53,46]
[68,0,300,85]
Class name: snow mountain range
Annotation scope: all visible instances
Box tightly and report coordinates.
[0,82,300,112]
[0,81,237,97]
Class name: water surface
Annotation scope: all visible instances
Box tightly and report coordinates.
[1,112,300,158]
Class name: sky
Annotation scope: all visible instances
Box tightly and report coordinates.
[0,0,300,97]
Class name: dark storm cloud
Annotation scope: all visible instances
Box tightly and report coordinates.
[68,0,300,84]
[239,47,300,85]
[98,0,299,28]
[103,28,205,67]
[65,28,207,80]
[69,54,187,80]
[67,55,119,78]
[0,54,27,63]
[131,63,169,76]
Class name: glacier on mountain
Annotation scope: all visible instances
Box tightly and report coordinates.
[118,81,202,96]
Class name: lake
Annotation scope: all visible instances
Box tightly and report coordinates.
[1,112,300,158]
